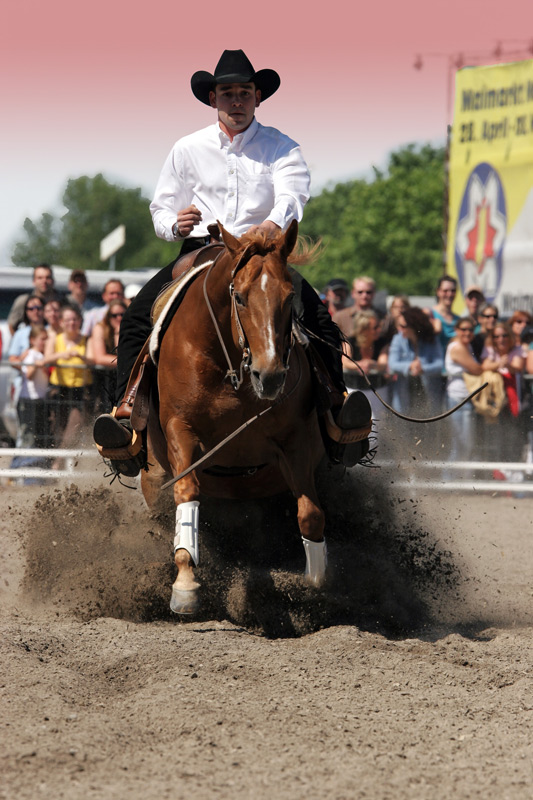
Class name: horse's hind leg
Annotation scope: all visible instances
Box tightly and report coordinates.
[297,495,327,587]
[277,441,327,587]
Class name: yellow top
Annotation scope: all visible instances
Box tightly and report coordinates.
[49,332,92,388]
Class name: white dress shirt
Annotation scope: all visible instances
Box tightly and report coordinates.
[150,118,310,241]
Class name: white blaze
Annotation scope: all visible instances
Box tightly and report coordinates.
[260,273,276,363]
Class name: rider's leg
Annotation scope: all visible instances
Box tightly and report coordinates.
[93,239,207,475]
[289,269,372,466]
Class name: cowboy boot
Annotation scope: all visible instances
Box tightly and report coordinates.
[325,391,373,468]
[93,359,147,477]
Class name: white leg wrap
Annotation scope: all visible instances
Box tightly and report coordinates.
[302,537,327,587]
[174,501,200,566]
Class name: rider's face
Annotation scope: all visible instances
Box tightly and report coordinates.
[210,83,260,138]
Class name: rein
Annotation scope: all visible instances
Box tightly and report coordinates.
[297,322,488,424]
[202,249,252,390]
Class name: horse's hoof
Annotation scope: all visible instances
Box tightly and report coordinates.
[170,587,200,615]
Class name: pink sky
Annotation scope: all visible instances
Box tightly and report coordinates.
[1,0,531,263]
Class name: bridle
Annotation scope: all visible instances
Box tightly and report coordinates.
[202,244,293,391]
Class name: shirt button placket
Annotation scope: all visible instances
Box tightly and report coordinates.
[226,151,237,228]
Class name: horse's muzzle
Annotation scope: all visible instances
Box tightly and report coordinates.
[251,368,288,400]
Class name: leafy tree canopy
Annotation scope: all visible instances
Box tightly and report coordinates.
[12,144,446,294]
[12,174,176,271]
[298,143,446,295]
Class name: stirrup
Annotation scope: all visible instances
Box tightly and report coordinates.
[324,391,372,468]
[94,410,145,477]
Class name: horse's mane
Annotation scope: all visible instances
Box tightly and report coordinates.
[238,229,323,267]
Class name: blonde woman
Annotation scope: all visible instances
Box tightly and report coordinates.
[45,305,93,460]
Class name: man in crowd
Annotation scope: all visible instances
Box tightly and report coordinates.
[462,285,485,333]
[323,278,350,316]
[332,276,383,340]
[65,270,99,317]
[7,263,62,334]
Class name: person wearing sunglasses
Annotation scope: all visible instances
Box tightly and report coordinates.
[7,295,46,374]
[445,318,484,466]
[88,301,128,414]
[88,301,127,368]
[472,302,499,361]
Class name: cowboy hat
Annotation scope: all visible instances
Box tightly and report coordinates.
[191,49,280,106]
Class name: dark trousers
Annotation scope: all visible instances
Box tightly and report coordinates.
[114,240,345,405]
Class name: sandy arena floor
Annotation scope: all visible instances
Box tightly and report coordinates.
[1,453,532,799]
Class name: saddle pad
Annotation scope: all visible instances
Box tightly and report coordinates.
[149,261,214,364]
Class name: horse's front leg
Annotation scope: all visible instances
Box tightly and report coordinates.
[165,419,201,615]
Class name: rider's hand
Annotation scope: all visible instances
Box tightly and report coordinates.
[176,205,202,237]
[246,221,280,237]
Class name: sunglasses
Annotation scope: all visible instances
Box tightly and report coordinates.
[110,312,124,318]
[356,290,373,295]
[482,313,498,319]
[27,305,44,311]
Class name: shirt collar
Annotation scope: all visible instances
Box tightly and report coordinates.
[216,117,259,150]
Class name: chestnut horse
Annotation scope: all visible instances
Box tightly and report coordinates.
[141,220,327,614]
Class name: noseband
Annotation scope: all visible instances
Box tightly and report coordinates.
[203,245,293,391]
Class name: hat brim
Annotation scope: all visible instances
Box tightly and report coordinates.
[191,68,280,105]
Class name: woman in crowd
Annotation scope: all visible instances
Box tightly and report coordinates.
[426,275,460,353]
[88,300,127,367]
[45,305,93,464]
[445,318,483,465]
[508,310,532,356]
[481,320,525,463]
[382,295,410,343]
[388,306,444,415]
[88,300,127,412]
[7,295,45,363]
[342,309,390,413]
[43,299,63,336]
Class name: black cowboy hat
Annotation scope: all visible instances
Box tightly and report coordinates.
[191,49,280,106]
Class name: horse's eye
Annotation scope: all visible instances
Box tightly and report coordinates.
[234,292,246,307]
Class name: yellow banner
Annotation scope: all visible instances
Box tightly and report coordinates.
[447,59,533,315]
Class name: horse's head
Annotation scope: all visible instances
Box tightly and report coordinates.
[219,221,299,401]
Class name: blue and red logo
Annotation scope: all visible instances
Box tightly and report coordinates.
[455,162,506,302]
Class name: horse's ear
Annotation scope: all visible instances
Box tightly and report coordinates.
[281,219,299,258]
[218,221,241,255]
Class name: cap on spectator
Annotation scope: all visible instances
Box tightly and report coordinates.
[125,283,142,300]
[70,269,87,283]
[325,278,349,292]
[465,284,484,298]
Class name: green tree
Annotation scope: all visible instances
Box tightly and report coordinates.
[299,143,446,295]
[12,174,176,271]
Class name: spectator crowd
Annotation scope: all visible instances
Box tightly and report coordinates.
[5,264,132,469]
[322,274,533,473]
[3,263,533,478]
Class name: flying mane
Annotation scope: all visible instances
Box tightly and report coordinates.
[236,228,323,268]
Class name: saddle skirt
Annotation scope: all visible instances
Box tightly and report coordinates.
[149,244,223,365]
